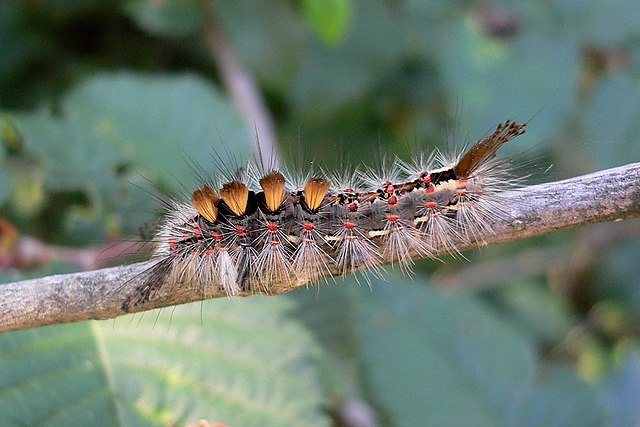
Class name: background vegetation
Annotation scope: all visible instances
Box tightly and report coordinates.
[1,0,640,426]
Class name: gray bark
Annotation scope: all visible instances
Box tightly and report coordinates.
[1,163,639,334]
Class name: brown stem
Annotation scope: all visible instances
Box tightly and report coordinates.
[1,163,639,334]
[201,4,279,162]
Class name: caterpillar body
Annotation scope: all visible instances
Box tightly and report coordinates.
[122,120,526,312]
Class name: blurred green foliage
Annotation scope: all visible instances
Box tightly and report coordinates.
[1,0,640,426]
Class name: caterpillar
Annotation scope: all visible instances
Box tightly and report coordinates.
[121,120,526,312]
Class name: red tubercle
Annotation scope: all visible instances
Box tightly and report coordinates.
[426,201,438,209]
[388,195,398,206]
[457,189,468,197]
[212,232,223,242]
[348,202,358,213]
[235,226,247,236]
[422,173,431,184]
[267,222,279,232]
[344,221,356,230]
[426,185,435,195]
[387,214,400,222]
[303,222,315,232]
[169,241,177,249]
[386,184,395,194]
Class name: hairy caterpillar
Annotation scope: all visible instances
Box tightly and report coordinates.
[122,120,526,312]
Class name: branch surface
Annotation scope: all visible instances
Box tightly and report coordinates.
[1,163,639,334]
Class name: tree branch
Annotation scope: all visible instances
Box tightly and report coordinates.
[1,163,639,334]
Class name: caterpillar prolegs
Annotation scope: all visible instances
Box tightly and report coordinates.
[122,120,526,312]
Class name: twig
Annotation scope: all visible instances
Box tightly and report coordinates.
[201,5,279,162]
[1,163,639,334]
[0,220,143,271]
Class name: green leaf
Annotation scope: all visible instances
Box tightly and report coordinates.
[584,75,640,170]
[0,299,330,427]
[9,109,121,194]
[355,275,536,426]
[0,159,10,205]
[0,114,24,154]
[602,349,640,426]
[0,323,119,425]
[491,282,576,344]
[568,0,640,46]
[61,72,251,192]
[300,0,352,46]
[514,368,605,427]
[290,1,407,113]
[5,72,250,238]
[593,238,640,313]
[288,282,366,398]
[124,0,203,38]
[437,10,579,148]
[351,275,611,426]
